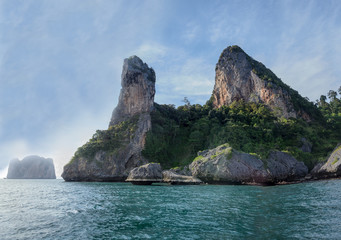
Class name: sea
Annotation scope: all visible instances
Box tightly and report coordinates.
[1,179,341,240]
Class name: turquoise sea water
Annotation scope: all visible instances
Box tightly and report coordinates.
[1,179,341,240]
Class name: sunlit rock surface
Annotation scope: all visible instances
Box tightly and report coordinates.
[311,144,341,179]
[189,144,308,184]
[212,45,313,120]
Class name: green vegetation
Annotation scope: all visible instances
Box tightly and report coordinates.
[68,116,139,165]
[142,87,341,170]
[193,155,204,162]
[228,45,244,53]
[332,158,339,165]
[316,88,341,135]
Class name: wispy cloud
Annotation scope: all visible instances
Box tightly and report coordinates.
[156,56,215,105]
[133,43,168,64]
[182,22,201,43]
[271,0,341,100]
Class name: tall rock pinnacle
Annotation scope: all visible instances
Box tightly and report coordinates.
[212,45,313,120]
[62,56,155,182]
[110,56,155,126]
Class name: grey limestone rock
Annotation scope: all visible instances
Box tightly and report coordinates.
[126,163,162,185]
[162,170,202,185]
[7,156,56,179]
[311,144,341,179]
[110,56,155,126]
[267,151,308,181]
[189,144,308,184]
[190,144,270,184]
[212,45,311,120]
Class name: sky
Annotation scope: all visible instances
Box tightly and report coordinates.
[0,0,340,177]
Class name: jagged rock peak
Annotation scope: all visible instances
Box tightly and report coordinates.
[110,56,156,126]
[217,45,247,66]
[212,45,312,120]
[122,56,156,83]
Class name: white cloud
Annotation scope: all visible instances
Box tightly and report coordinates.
[133,43,168,64]
[0,139,31,170]
[182,22,200,42]
[156,57,215,105]
[270,1,341,100]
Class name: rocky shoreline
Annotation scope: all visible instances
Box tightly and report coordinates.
[124,143,341,186]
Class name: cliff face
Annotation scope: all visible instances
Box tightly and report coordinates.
[7,156,56,179]
[62,56,155,181]
[110,56,155,126]
[212,46,313,120]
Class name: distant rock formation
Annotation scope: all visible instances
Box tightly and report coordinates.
[7,156,56,179]
[62,56,155,181]
[211,45,315,120]
[311,144,341,179]
[189,144,308,184]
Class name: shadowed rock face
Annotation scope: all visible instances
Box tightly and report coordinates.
[7,156,56,179]
[62,56,155,182]
[212,46,311,120]
[189,144,308,184]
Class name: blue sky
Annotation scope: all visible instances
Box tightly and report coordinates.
[0,0,340,177]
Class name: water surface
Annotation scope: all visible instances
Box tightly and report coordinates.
[1,179,341,239]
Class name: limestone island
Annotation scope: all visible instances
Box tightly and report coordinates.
[7,156,56,179]
[62,45,341,185]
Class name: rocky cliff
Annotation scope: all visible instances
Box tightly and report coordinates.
[62,56,155,181]
[7,156,56,179]
[61,45,332,184]
[211,45,317,120]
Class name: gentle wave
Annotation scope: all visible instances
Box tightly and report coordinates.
[1,179,341,239]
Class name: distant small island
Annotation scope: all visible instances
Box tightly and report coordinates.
[7,156,56,179]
